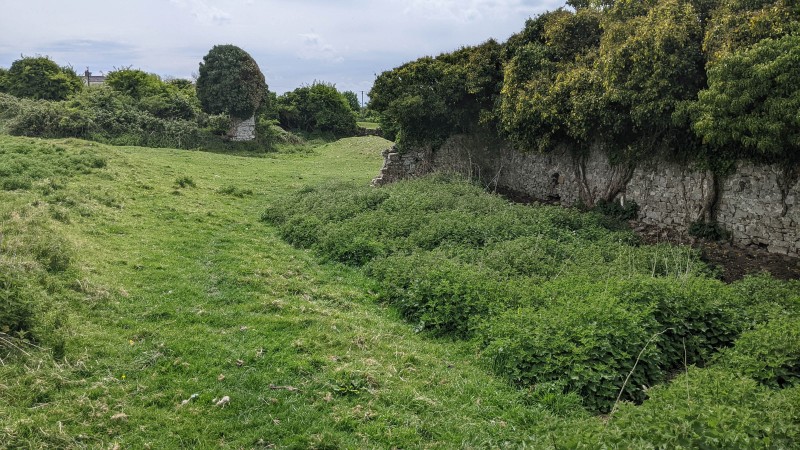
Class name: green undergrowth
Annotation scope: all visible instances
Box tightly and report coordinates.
[264,175,800,422]
[2,133,799,448]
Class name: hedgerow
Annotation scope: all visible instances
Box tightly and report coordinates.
[370,0,800,167]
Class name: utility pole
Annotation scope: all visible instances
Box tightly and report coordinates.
[361,91,364,108]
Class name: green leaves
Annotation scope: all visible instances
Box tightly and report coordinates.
[196,45,267,120]
[694,34,800,160]
[276,82,357,136]
[5,57,83,101]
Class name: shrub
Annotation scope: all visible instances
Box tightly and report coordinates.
[732,273,800,324]
[6,56,83,101]
[613,276,745,370]
[105,68,163,100]
[714,316,800,388]
[482,293,659,412]
[367,252,537,337]
[139,92,198,120]
[596,367,800,448]
[0,92,21,118]
[277,82,357,136]
[6,99,92,138]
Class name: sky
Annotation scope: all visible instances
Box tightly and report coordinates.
[0,0,564,102]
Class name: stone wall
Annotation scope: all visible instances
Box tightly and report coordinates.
[372,134,800,256]
[230,116,256,141]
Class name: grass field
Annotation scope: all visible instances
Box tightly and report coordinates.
[1,135,798,448]
[356,122,380,130]
[0,135,556,448]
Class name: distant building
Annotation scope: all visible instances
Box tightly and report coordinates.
[83,68,106,86]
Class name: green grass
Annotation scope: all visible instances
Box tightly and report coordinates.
[1,134,798,448]
[0,135,551,448]
[356,122,380,130]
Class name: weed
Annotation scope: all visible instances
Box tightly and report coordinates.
[174,176,196,188]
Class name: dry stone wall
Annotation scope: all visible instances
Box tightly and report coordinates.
[373,134,800,256]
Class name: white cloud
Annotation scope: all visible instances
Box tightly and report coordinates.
[297,33,343,63]
[0,0,566,95]
[169,0,231,25]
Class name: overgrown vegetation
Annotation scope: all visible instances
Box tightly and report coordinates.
[1,133,798,447]
[276,82,359,137]
[263,175,800,419]
[369,0,799,166]
[0,48,341,151]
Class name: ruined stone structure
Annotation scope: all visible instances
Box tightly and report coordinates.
[372,134,800,256]
[230,116,256,141]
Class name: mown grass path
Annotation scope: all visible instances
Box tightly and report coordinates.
[2,136,562,449]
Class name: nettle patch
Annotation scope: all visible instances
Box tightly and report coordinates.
[264,175,800,414]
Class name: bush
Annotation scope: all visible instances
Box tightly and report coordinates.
[482,293,659,412]
[0,92,21,118]
[105,68,163,100]
[197,44,267,120]
[6,99,92,138]
[731,273,800,324]
[714,316,800,388]
[367,252,537,337]
[596,367,800,448]
[139,92,198,120]
[277,82,357,136]
[613,276,745,370]
[6,56,83,101]
[265,176,790,414]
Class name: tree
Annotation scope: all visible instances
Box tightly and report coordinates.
[106,68,163,100]
[597,0,705,154]
[6,56,83,101]
[342,90,360,112]
[0,67,8,93]
[704,0,799,63]
[196,45,267,121]
[277,82,357,136]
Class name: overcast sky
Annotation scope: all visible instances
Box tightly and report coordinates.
[0,0,563,100]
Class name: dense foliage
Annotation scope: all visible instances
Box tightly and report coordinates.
[0,50,289,151]
[263,175,800,416]
[276,82,358,136]
[196,44,267,120]
[4,57,83,101]
[369,0,799,164]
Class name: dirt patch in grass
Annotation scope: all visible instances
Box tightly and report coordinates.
[631,222,800,283]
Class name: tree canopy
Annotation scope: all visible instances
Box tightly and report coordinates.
[5,56,83,101]
[196,45,267,120]
[369,0,799,164]
[276,82,357,136]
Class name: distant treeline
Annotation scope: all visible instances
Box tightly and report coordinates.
[0,54,367,150]
[369,0,799,165]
